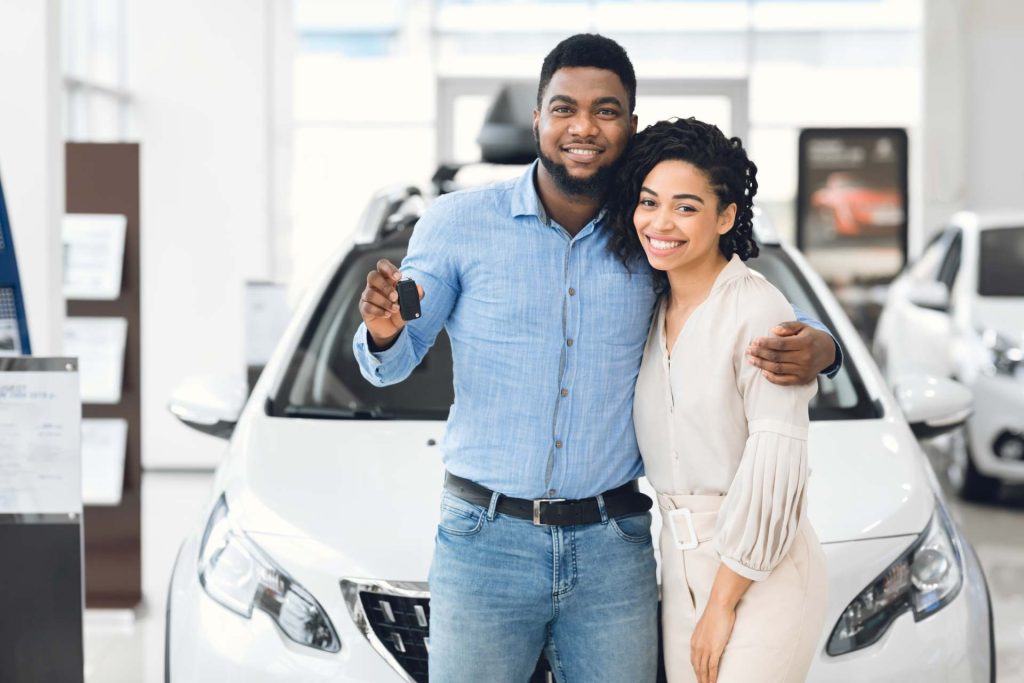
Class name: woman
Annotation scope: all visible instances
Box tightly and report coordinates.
[609,118,827,683]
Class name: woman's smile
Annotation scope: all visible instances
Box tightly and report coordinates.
[644,234,689,255]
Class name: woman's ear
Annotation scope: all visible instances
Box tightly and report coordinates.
[718,202,738,235]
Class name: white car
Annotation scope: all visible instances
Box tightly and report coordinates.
[874,210,1024,501]
[166,188,994,682]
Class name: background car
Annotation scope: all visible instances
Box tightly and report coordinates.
[874,210,1024,502]
[164,183,994,682]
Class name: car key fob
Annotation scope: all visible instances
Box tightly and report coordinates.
[396,277,421,321]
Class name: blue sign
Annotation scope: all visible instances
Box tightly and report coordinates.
[0,167,32,354]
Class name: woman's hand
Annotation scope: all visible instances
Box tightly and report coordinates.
[691,602,736,683]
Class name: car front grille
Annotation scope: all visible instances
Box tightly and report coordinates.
[341,579,554,683]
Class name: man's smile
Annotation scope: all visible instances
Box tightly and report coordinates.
[561,143,604,163]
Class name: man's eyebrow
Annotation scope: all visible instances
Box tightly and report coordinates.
[548,95,577,106]
[593,96,623,108]
[640,186,705,204]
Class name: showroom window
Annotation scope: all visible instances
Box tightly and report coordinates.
[62,0,131,141]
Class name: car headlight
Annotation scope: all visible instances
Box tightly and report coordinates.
[826,501,963,656]
[980,328,1023,377]
[198,495,341,653]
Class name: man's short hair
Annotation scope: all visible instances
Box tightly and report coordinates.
[537,34,637,113]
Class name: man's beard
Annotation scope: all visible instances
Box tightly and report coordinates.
[534,132,618,201]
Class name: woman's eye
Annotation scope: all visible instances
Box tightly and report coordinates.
[639,198,656,207]
[676,205,696,213]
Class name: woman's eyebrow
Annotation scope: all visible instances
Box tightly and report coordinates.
[640,186,705,204]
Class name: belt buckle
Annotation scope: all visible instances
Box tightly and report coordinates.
[533,498,566,526]
[668,507,699,550]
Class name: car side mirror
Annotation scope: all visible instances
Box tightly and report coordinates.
[907,280,950,312]
[168,373,247,439]
[892,374,972,439]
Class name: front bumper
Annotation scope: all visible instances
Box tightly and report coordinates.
[167,531,993,683]
[969,374,1024,481]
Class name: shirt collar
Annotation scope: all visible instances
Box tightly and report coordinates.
[510,160,548,222]
[510,159,609,230]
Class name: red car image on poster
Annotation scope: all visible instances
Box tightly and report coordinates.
[809,172,905,237]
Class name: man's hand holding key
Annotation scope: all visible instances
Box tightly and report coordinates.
[358,258,424,350]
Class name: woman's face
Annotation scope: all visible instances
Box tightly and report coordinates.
[632,159,736,273]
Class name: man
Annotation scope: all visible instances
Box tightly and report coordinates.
[354,34,840,682]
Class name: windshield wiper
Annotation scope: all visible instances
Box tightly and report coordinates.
[282,405,394,420]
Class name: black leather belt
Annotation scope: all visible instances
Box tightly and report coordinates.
[443,472,652,526]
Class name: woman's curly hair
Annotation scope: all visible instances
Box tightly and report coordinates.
[608,117,759,278]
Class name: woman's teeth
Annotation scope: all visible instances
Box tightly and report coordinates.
[649,237,683,250]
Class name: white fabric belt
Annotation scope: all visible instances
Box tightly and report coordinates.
[657,493,722,550]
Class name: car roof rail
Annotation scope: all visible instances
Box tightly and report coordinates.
[353,185,423,245]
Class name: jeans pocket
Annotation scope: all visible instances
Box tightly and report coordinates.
[609,511,653,543]
[438,492,486,536]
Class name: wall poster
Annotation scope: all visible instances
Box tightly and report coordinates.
[797,128,908,284]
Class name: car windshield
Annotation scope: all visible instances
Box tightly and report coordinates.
[978,227,1024,296]
[272,233,876,421]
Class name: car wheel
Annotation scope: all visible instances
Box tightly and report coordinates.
[947,426,1001,502]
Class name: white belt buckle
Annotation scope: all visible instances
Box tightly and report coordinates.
[668,507,699,550]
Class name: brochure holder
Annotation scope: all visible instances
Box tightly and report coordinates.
[65,143,142,608]
[0,357,84,683]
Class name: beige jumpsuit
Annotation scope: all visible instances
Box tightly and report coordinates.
[633,255,828,683]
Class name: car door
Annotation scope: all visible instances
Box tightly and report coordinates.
[883,228,961,379]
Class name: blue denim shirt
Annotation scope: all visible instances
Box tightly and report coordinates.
[354,161,840,500]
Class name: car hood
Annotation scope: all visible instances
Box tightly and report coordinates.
[226,413,933,580]
[973,297,1024,340]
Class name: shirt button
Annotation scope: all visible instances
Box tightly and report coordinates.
[566,339,574,347]
[568,287,576,296]
[548,489,557,497]
[560,388,569,397]
[555,440,563,448]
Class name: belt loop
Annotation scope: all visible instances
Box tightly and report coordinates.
[486,491,500,521]
[596,493,609,524]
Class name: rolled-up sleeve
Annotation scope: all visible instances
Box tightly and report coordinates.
[715,280,817,581]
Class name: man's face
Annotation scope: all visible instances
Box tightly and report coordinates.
[533,67,637,200]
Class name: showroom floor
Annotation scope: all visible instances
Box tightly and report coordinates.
[84,465,1024,683]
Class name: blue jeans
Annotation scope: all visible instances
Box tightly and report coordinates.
[428,489,659,682]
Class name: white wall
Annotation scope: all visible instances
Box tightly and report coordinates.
[965,1,1024,211]
[921,0,1024,246]
[0,0,64,355]
[127,0,278,468]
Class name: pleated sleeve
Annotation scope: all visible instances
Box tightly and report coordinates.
[713,275,818,582]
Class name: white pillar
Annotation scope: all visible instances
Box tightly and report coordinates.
[0,0,64,355]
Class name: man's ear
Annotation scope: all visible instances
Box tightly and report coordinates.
[533,109,540,129]
[630,113,638,136]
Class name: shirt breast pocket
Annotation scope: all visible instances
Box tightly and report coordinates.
[586,272,655,347]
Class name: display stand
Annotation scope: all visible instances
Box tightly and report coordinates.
[0,357,84,683]
[65,143,142,608]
